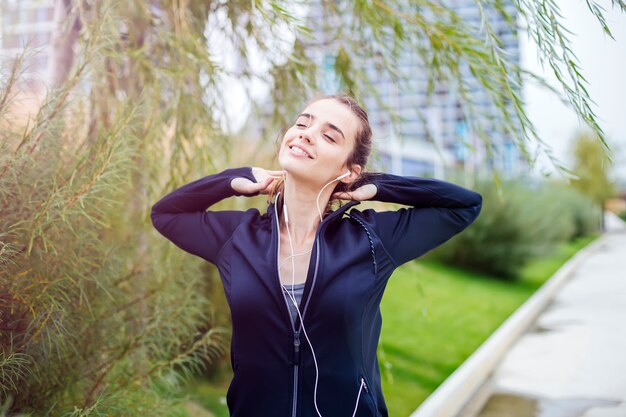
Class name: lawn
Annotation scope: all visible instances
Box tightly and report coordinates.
[179,234,599,417]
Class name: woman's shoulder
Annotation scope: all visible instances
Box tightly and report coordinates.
[335,207,381,230]
[339,206,405,234]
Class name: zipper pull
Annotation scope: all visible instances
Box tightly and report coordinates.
[293,331,301,364]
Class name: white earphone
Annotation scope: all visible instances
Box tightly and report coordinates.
[336,169,351,180]
[279,169,366,417]
[283,170,351,225]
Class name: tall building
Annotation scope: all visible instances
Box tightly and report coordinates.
[0,0,55,93]
[304,0,528,179]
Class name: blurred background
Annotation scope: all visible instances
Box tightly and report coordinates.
[1,1,624,416]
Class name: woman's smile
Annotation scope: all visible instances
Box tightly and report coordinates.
[278,98,361,182]
[288,143,314,159]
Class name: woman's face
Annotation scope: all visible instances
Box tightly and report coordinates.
[278,98,360,184]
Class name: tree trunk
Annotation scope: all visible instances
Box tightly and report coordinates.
[46,0,81,89]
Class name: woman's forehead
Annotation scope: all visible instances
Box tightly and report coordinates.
[302,99,359,140]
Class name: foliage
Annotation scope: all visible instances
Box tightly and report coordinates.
[1,0,624,415]
[544,180,599,239]
[568,129,618,231]
[0,3,232,415]
[430,178,597,279]
[569,130,618,204]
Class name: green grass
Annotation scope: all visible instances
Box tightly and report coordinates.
[180,234,599,417]
[378,234,599,416]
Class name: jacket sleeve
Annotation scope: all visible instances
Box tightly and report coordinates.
[357,172,483,267]
[150,166,260,264]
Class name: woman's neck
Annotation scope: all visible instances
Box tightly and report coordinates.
[280,176,334,246]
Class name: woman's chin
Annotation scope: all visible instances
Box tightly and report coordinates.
[279,164,316,182]
[279,157,310,175]
[282,166,310,179]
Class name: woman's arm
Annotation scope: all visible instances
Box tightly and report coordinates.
[150,167,263,264]
[343,172,483,267]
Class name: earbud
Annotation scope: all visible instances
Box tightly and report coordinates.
[283,203,289,225]
[335,170,351,181]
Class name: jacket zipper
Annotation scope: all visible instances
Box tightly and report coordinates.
[359,375,378,416]
[351,376,375,417]
[274,197,322,417]
[362,377,373,407]
[273,196,358,417]
[293,332,300,417]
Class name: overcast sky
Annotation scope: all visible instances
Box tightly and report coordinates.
[522,2,626,182]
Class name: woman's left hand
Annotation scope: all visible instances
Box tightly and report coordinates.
[332,184,377,201]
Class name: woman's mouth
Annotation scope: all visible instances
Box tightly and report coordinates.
[289,144,314,159]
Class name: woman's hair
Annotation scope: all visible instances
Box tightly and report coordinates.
[268,93,373,213]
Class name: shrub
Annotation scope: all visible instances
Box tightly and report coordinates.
[542,180,598,239]
[430,178,595,280]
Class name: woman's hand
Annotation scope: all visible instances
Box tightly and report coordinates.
[332,184,377,201]
[231,167,286,195]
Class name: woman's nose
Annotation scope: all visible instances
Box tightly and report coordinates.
[299,134,312,143]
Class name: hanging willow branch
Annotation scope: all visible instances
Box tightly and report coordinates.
[1,0,623,415]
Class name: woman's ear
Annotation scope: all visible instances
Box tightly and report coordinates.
[341,164,362,184]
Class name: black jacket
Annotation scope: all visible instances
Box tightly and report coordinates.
[151,167,482,417]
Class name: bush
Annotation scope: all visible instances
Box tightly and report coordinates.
[430,178,596,280]
[543,180,598,239]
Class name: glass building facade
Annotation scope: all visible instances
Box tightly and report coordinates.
[303,0,528,179]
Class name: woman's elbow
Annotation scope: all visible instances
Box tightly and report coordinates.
[467,192,483,224]
[473,191,483,212]
[150,203,167,232]
[454,192,483,229]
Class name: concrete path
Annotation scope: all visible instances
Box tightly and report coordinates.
[459,213,626,417]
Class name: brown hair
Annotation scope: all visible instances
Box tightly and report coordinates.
[268,93,373,215]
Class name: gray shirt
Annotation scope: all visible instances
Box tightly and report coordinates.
[282,282,306,326]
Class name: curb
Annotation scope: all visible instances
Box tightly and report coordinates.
[408,233,610,417]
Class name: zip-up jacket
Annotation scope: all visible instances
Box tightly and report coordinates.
[150,167,483,417]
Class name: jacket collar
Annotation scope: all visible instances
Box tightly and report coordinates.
[268,192,360,225]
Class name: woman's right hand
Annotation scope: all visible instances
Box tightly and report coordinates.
[230,167,286,195]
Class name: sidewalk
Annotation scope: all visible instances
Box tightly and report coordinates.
[459,214,626,417]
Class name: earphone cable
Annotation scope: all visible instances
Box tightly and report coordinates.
[279,173,366,417]
[281,287,364,417]
[279,249,313,267]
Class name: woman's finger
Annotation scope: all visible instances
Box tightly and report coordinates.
[332,184,376,201]
[256,176,276,194]
[332,192,352,200]
[251,167,284,182]
[257,169,286,178]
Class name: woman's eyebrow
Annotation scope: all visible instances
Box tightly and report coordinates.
[298,113,346,141]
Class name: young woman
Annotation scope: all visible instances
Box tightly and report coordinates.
[151,94,483,417]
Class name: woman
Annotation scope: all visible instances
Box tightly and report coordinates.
[151,94,483,417]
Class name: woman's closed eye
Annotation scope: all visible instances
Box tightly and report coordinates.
[294,122,336,142]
